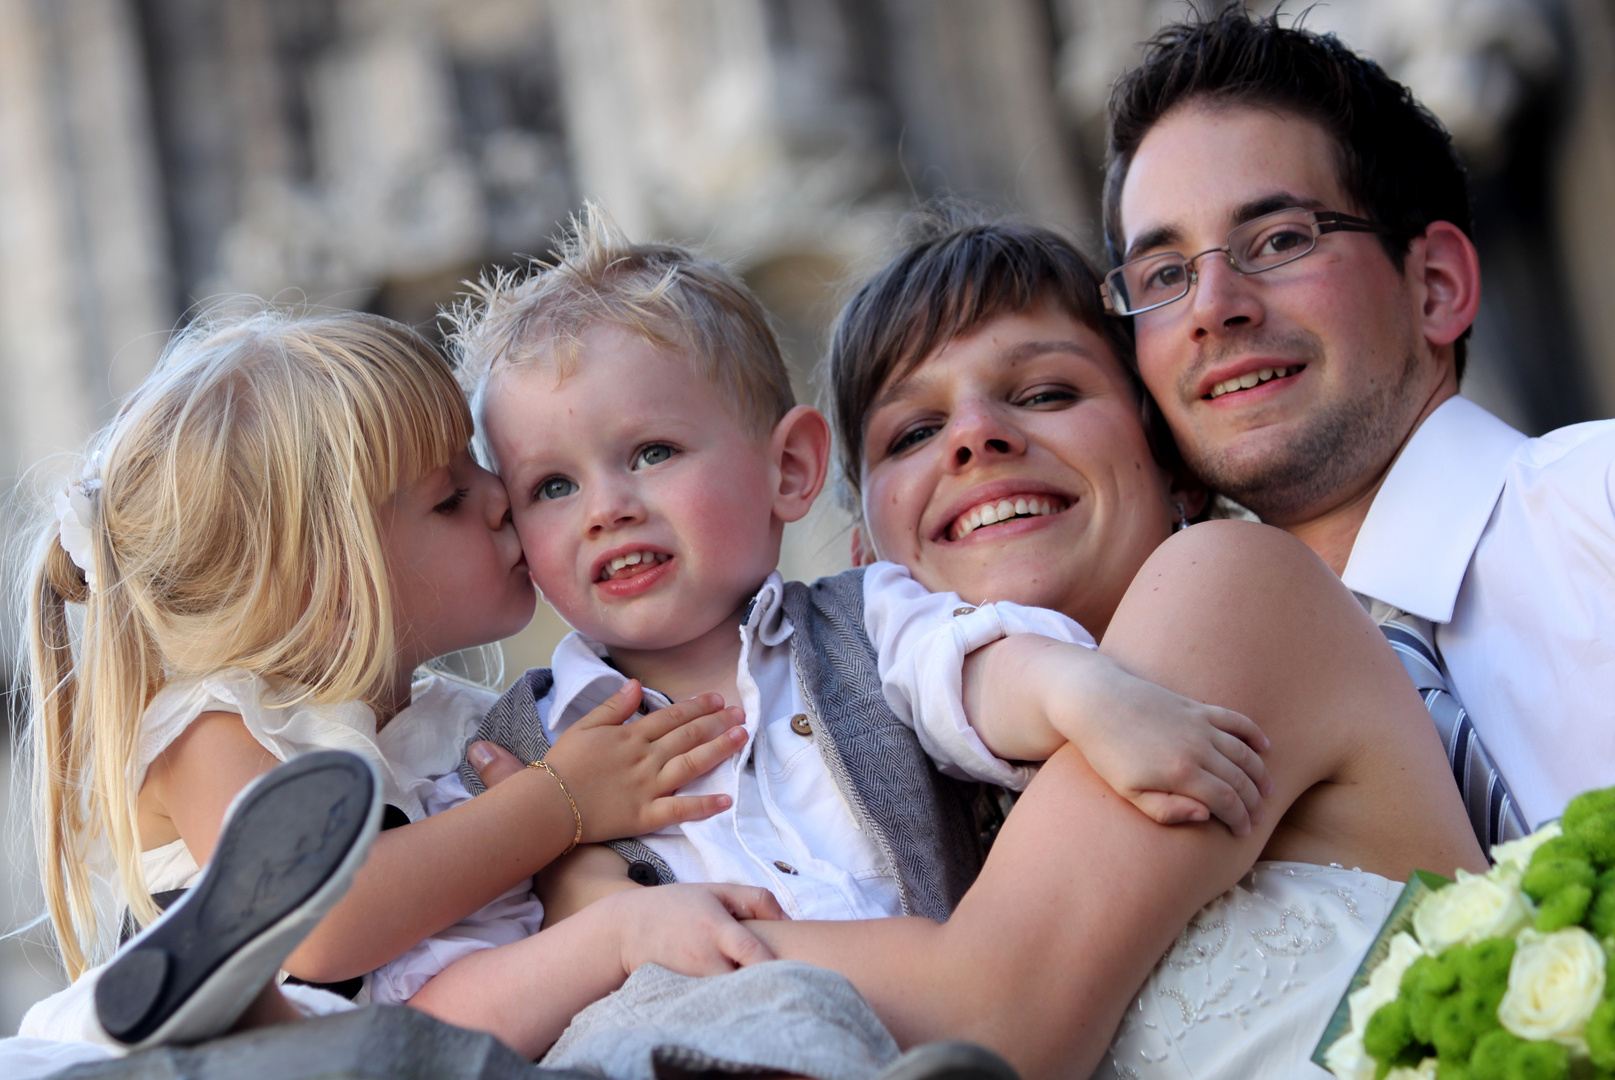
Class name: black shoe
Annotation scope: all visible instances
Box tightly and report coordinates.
[95,750,383,1048]
[874,1042,1022,1080]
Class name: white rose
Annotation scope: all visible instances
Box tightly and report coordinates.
[1490,821,1563,882]
[1384,1060,1439,1080]
[1348,932,1427,1032]
[1412,869,1531,953]
[1498,926,1607,1052]
[1323,1030,1377,1080]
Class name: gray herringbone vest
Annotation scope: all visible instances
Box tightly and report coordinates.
[458,568,985,921]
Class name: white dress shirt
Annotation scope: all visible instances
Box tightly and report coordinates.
[1342,395,1615,827]
[375,566,1095,998]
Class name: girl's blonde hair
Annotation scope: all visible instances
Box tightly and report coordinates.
[26,307,471,976]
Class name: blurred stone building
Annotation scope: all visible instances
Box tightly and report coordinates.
[2,0,1614,1030]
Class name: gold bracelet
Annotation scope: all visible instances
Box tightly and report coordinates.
[527,759,583,855]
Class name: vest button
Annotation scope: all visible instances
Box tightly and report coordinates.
[627,861,659,887]
[952,605,976,617]
[790,713,812,736]
[774,860,798,875]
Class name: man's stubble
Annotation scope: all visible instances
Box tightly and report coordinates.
[1173,328,1425,527]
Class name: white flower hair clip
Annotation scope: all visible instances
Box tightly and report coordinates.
[53,476,102,592]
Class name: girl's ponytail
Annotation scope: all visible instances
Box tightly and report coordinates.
[28,525,99,977]
[28,482,185,977]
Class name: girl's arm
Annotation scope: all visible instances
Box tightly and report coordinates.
[144,683,748,982]
[407,883,784,1059]
[534,844,642,925]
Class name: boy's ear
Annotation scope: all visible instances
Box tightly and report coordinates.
[769,405,831,525]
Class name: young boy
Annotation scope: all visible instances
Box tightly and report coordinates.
[390,207,1270,1076]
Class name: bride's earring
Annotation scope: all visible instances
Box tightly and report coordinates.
[1174,501,1188,532]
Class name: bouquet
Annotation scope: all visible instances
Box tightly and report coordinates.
[1319,786,1615,1080]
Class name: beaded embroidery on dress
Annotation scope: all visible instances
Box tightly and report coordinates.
[1094,861,1401,1080]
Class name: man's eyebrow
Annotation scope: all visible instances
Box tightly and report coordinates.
[1125,224,1182,262]
[1126,192,1333,261]
[1233,192,1328,224]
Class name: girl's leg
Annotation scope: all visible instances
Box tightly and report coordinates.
[234,984,306,1028]
[754,521,1482,1079]
[98,751,380,1048]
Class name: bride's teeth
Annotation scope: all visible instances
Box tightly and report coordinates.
[951,495,1069,539]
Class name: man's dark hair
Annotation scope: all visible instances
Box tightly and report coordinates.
[826,205,1183,506]
[1102,4,1473,377]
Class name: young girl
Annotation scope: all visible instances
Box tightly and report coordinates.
[6,308,777,1074]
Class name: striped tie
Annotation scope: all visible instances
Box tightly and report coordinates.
[1373,605,1527,851]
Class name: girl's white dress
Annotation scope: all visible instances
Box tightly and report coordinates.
[0,668,498,1078]
[1094,861,1401,1080]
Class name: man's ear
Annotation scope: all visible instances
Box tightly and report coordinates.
[769,405,831,524]
[1410,221,1481,354]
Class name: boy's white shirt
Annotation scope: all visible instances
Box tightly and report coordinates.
[374,562,1094,1003]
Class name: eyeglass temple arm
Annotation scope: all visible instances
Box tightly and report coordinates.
[1314,211,1389,236]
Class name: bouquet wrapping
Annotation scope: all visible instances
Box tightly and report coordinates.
[1317,786,1615,1080]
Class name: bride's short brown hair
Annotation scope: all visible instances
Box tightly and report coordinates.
[825,206,1178,509]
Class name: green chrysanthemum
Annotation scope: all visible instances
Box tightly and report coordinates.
[1522,854,1595,905]
[1365,998,1424,1074]
[1534,883,1593,932]
[1587,997,1615,1070]
[1588,868,1615,940]
[1563,788,1615,868]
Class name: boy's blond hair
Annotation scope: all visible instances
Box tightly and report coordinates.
[26,308,470,976]
[448,204,795,447]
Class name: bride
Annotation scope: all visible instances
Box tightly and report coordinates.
[743,214,1485,1079]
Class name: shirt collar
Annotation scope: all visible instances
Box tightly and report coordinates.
[546,571,793,733]
[1342,396,1527,623]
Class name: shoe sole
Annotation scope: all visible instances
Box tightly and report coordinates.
[95,750,382,1048]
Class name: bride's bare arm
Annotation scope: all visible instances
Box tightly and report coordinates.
[752,521,1484,1080]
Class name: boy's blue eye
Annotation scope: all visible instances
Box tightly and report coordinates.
[632,444,675,469]
[537,476,578,501]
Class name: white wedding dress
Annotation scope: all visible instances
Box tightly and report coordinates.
[1093,861,1401,1080]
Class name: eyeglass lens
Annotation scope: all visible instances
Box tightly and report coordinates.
[1108,208,1324,315]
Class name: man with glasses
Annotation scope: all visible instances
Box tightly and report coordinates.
[1101,7,1615,834]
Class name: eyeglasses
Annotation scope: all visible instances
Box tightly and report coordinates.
[1101,207,1391,316]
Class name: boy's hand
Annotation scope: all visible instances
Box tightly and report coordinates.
[606,883,785,977]
[522,681,748,842]
[1059,649,1271,835]
[966,636,1271,836]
